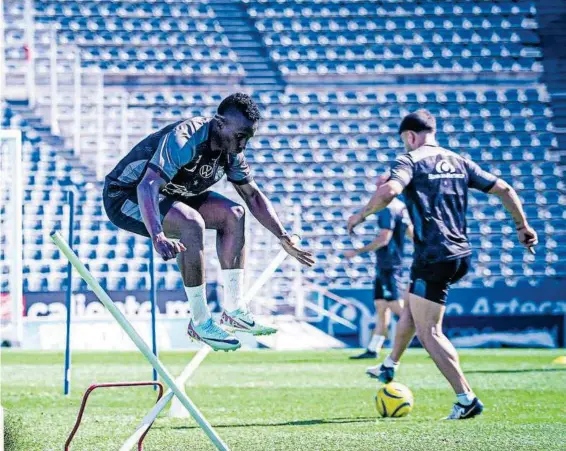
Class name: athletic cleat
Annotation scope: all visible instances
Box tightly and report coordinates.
[444,398,484,420]
[187,318,241,351]
[366,363,395,383]
[220,309,278,336]
[349,350,378,360]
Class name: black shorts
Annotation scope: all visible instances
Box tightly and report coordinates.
[374,267,404,301]
[103,182,211,238]
[409,256,471,305]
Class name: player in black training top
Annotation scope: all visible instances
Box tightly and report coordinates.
[347,109,537,419]
[103,93,314,352]
[345,174,413,360]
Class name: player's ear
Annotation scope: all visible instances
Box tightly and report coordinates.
[409,131,417,147]
[214,114,225,129]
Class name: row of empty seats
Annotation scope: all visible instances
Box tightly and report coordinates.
[245,0,540,79]
[246,1,536,18]
[4,0,241,79]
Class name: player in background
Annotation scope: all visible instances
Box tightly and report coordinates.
[347,110,538,419]
[345,174,413,359]
[103,93,315,352]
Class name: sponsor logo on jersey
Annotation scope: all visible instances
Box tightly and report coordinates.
[199,165,214,178]
[429,159,465,180]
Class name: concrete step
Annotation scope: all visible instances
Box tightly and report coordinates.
[243,78,280,85]
[242,63,272,70]
[218,19,248,27]
[213,0,284,87]
[236,49,266,56]
[238,56,271,63]
[228,34,262,42]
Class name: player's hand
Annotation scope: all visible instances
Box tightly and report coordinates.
[347,213,365,235]
[343,250,357,259]
[517,224,538,254]
[152,232,186,261]
[280,235,316,267]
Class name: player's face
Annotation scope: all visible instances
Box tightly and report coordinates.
[216,112,258,155]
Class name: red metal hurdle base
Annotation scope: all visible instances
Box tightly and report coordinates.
[65,381,164,451]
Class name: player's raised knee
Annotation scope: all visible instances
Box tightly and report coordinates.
[181,213,205,236]
[229,204,245,222]
[223,203,246,228]
[167,204,205,238]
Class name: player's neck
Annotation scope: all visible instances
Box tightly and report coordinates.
[422,134,437,147]
[411,134,437,151]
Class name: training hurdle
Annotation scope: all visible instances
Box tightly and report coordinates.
[65,381,164,451]
[120,238,297,450]
[51,231,230,451]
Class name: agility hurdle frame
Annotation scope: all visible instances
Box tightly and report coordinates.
[65,381,164,451]
[51,231,230,451]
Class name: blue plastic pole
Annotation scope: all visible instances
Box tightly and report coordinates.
[63,189,75,395]
[149,239,158,386]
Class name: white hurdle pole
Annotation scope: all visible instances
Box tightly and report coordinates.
[50,231,230,451]
[167,235,298,419]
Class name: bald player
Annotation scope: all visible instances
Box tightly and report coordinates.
[347,109,537,419]
[104,93,314,352]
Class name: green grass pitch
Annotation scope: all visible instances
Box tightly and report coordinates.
[2,349,566,450]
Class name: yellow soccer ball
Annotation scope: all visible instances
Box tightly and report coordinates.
[375,382,414,418]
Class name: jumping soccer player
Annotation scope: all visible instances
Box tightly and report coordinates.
[103,93,315,351]
[346,175,412,359]
[347,109,538,419]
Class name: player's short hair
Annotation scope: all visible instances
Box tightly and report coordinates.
[398,109,436,135]
[217,92,261,122]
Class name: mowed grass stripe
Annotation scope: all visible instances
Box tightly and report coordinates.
[2,349,565,450]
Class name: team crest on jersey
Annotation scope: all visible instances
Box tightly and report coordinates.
[199,165,214,178]
[429,159,465,180]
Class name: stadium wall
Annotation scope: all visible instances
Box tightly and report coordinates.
[322,277,566,349]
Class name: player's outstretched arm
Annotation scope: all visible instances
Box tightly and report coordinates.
[344,230,393,258]
[347,181,403,234]
[234,181,315,267]
[138,168,186,260]
[488,178,538,252]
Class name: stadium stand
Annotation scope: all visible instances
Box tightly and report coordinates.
[245,0,543,82]
[1,0,565,307]
[4,0,245,84]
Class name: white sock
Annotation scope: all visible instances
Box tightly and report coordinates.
[222,269,245,312]
[457,392,475,406]
[368,335,386,353]
[383,355,400,369]
[184,284,211,326]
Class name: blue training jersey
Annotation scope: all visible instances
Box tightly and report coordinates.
[375,198,410,270]
[389,144,498,264]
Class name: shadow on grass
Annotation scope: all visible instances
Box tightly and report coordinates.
[467,368,566,374]
[157,417,376,430]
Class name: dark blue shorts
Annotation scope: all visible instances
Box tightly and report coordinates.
[409,256,471,305]
[103,182,210,238]
[374,267,404,301]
